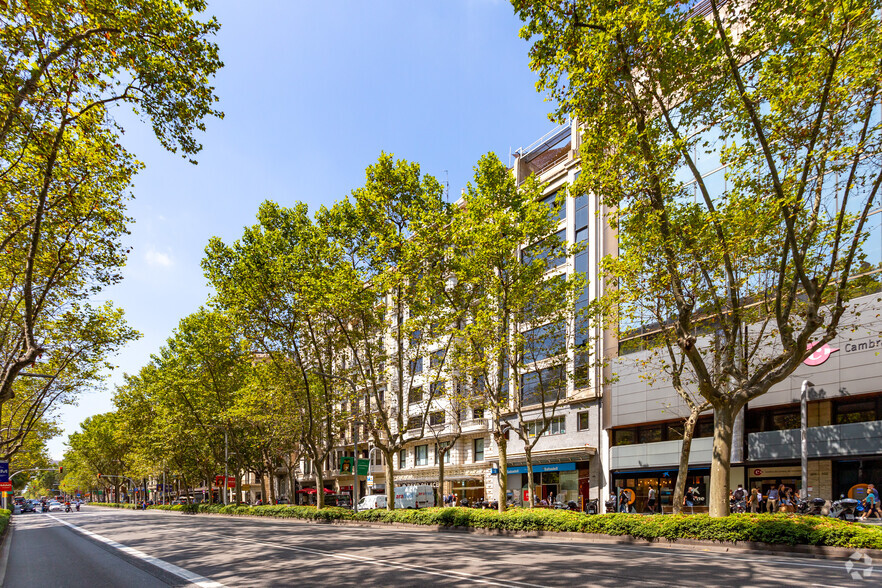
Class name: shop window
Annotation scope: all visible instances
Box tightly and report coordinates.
[578,412,590,431]
[474,438,485,462]
[415,445,429,466]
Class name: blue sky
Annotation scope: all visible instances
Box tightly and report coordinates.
[48,0,560,458]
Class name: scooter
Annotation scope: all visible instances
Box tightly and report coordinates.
[829,496,859,521]
[796,496,826,516]
[64,504,71,513]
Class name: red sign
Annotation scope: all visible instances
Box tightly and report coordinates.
[754,468,763,476]
[0,482,12,492]
[215,476,235,488]
[804,342,839,366]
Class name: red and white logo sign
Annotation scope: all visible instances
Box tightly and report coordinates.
[0,482,12,492]
[754,468,763,476]
[804,342,839,366]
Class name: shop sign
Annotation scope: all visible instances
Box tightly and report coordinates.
[0,462,8,483]
[366,475,374,487]
[750,465,801,477]
[754,468,763,476]
[804,342,839,366]
[507,462,576,475]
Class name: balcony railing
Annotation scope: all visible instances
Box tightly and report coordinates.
[461,418,489,433]
[748,420,882,461]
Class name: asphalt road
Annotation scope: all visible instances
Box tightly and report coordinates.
[1,507,876,587]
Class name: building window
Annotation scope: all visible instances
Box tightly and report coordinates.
[399,449,407,468]
[409,357,423,375]
[430,349,446,368]
[578,411,590,431]
[834,396,880,424]
[522,321,566,363]
[430,380,446,397]
[409,386,423,405]
[520,365,565,406]
[638,426,663,444]
[474,438,485,462]
[415,445,429,466]
[542,191,566,223]
[525,416,566,437]
[521,229,567,269]
[472,407,484,419]
[429,411,445,426]
[407,415,423,431]
[436,441,451,465]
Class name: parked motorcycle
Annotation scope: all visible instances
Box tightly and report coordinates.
[796,497,826,516]
[829,496,859,521]
[730,498,747,514]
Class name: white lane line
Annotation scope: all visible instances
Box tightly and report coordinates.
[235,536,550,587]
[47,514,225,588]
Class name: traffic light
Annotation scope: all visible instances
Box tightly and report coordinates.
[58,465,63,474]
[97,473,102,479]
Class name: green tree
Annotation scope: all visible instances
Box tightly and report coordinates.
[65,412,131,502]
[316,154,455,510]
[448,152,584,511]
[514,0,882,516]
[0,0,222,405]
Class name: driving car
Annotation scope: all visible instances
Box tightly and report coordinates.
[47,501,62,512]
[20,500,37,513]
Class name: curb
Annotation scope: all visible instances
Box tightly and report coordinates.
[0,515,14,588]
[95,506,882,562]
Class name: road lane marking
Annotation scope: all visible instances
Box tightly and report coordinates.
[47,514,225,588]
[234,536,551,587]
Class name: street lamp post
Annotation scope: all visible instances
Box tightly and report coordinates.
[801,380,814,498]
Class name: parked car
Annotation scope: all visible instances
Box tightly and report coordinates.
[324,494,351,509]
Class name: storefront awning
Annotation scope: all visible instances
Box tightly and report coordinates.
[505,447,595,468]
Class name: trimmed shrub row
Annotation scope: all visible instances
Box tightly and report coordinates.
[0,508,10,535]
[91,503,882,550]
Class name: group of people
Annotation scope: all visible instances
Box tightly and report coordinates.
[859,483,881,521]
[730,483,798,513]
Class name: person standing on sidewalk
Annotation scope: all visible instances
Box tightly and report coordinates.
[647,486,657,514]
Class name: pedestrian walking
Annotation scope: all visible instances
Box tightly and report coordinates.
[860,485,881,520]
[748,488,759,513]
[767,485,779,513]
[619,488,630,513]
[647,486,657,514]
[684,487,695,508]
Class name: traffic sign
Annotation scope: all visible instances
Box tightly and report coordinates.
[366,475,374,487]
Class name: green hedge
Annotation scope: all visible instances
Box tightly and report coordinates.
[90,503,882,550]
[0,508,10,535]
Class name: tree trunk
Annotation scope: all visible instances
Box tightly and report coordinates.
[438,451,445,506]
[235,471,241,506]
[709,402,737,517]
[672,410,700,515]
[525,446,535,508]
[267,461,277,504]
[259,473,267,504]
[384,448,396,511]
[315,464,325,509]
[496,434,508,513]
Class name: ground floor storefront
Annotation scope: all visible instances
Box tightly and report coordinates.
[504,461,591,509]
[610,467,710,513]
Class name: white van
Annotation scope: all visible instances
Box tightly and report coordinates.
[356,494,387,510]
[394,485,435,509]
[356,486,435,510]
